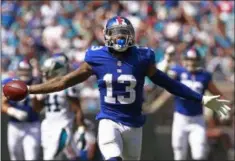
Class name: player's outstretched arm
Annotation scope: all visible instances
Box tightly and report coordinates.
[1,93,28,120]
[147,64,203,102]
[29,62,93,94]
[146,64,231,118]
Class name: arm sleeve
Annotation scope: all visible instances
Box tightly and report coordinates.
[149,69,203,102]
[84,49,96,75]
[84,49,93,64]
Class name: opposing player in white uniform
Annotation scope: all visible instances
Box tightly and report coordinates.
[1,60,42,160]
[34,54,86,160]
[157,47,230,160]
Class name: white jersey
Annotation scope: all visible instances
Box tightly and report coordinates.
[44,86,78,122]
[41,86,79,160]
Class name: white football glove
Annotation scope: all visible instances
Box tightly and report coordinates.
[7,107,28,121]
[73,126,86,150]
[202,95,231,119]
[157,60,170,73]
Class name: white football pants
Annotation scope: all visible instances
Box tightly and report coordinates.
[41,119,73,160]
[7,121,41,160]
[98,119,142,160]
[172,112,209,160]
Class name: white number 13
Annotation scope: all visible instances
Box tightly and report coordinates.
[103,74,136,104]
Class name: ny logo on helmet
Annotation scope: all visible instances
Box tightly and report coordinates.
[115,16,127,25]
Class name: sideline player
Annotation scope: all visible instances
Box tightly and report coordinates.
[33,55,86,160]
[1,60,41,160]
[157,47,230,160]
[14,16,230,161]
[66,119,97,161]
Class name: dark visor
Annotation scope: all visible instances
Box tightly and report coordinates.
[106,26,134,36]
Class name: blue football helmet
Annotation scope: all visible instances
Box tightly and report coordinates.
[183,47,202,72]
[104,16,135,52]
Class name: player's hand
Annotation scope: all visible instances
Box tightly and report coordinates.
[158,60,170,73]
[7,107,28,121]
[2,94,8,103]
[203,95,231,119]
[74,126,86,150]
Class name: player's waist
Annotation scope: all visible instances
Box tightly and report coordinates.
[174,100,203,115]
[44,113,74,121]
[174,106,203,116]
[96,108,145,127]
[173,111,204,122]
[42,117,74,129]
[100,103,143,115]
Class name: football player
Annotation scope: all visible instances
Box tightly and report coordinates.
[66,119,97,161]
[23,16,230,161]
[33,55,86,160]
[157,44,176,73]
[1,60,41,160]
[157,47,230,160]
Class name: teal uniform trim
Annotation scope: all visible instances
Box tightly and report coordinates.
[54,128,68,157]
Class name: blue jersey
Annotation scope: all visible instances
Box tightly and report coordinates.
[170,65,212,116]
[2,77,41,123]
[84,46,155,127]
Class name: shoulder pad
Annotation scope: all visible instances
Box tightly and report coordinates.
[136,46,153,52]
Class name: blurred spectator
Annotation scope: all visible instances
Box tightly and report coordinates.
[207,47,234,82]
[1,0,234,112]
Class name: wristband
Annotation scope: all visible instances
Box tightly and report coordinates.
[6,107,17,116]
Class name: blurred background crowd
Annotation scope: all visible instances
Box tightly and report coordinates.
[1,0,234,160]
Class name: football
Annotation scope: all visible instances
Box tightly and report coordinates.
[3,80,28,101]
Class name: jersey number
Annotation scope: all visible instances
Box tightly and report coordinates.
[181,80,203,94]
[45,95,60,112]
[103,74,136,104]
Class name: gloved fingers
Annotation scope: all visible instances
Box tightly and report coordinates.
[216,110,223,118]
[222,104,231,111]
[217,99,230,103]
[209,95,220,99]
[203,95,220,104]
[219,105,228,115]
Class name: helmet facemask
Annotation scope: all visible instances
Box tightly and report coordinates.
[183,58,201,72]
[41,58,68,81]
[104,25,135,52]
[17,69,32,83]
[17,61,33,83]
[183,48,202,72]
